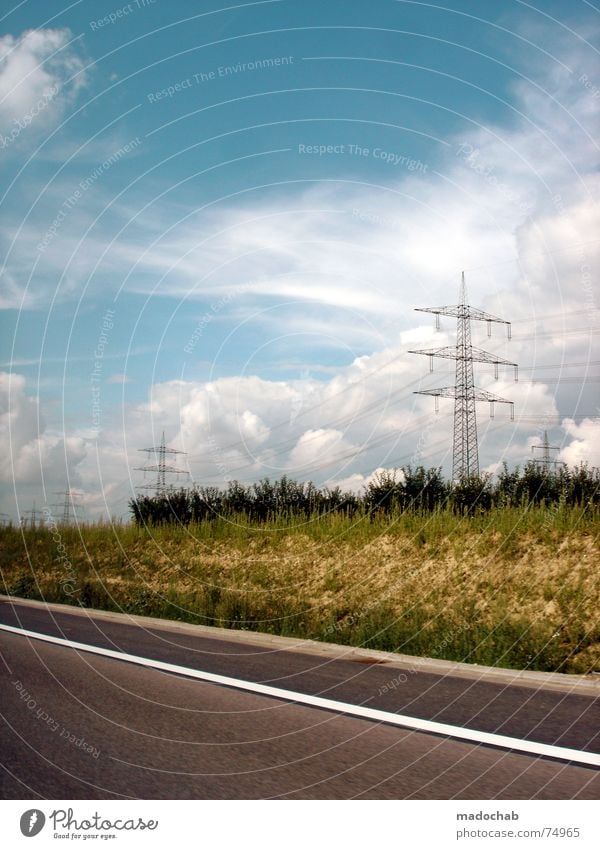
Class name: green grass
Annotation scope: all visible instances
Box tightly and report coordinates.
[1,504,598,674]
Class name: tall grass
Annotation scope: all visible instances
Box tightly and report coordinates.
[1,501,598,674]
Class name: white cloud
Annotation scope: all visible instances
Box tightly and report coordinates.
[0,352,592,520]
[0,372,87,501]
[559,418,600,467]
[329,467,399,495]
[0,373,41,481]
[288,428,356,472]
[124,339,559,490]
[2,20,599,518]
[107,373,131,384]
[0,28,87,145]
[3,25,598,333]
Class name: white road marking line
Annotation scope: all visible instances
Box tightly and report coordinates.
[1,622,598,768]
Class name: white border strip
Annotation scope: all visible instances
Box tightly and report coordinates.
[2,623,599,768]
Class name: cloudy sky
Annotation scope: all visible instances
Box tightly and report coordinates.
[1,0,598,521]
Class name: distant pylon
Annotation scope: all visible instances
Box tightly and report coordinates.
[409,272,518,481]
[21,502,45,529]
[51,490,82,524]
[531,430,563,472]
[135,431,189,495]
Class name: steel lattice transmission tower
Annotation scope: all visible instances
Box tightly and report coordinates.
[135,431,189,494]
[21,502,45,529]
[51,490,83,524]
[409,273,518,481]
[531,430,563,472]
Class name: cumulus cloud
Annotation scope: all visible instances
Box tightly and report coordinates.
[0,29,86,140]
[0,349,589,520]
[329,467,399,495]
[0,28,86,145]
[0,373,87,511]
[559,418,600,468]
[0,372,41,481]
[288,428,357,473]
[2,20,598,518]
[115,336,559,490]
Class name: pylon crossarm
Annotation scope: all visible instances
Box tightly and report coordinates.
[467,307,510,325]
[409,344,517,367]
[415,307,512,338]
[471,388,514,420]
[415,386,513,402]
[415,386,514,418]
[415,306,508,323]
[408,345,457,359]
[415,306,462,318]
[138,447,186,455]
[414,386,455,414]
[415,386,456,395]
[134,465,189,474]
[470,347,516,367]
[470,388,513,403]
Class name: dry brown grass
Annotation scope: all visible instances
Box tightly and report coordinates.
[1,507,598,672]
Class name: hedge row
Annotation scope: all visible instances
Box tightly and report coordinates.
[129,462,599,526]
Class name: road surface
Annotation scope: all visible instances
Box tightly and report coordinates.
[1,598,598,799]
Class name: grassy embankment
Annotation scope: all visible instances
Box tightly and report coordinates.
[1,505,599,673]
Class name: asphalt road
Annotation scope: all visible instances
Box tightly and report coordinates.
[1,599,599,799]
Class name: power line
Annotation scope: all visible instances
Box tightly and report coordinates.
[197,410,442,482]
[528,376,600,384]
[88,406,599,507]
[512,309,599,324]
[184,349,409,461]
[458,239,600,274]
[519,360,600,370]
[183,346,596,466]
[184,368,594,483]
[410,272,517,480]
[192,375,425,468]
[512,326,598,341]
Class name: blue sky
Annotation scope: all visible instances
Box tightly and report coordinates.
[1,0,598,520]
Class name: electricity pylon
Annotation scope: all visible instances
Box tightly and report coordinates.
[135,431,189,494]
[52,490,82,524]
[531,430,563,472]
[21,502,45,529]
[409,273,518,481]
